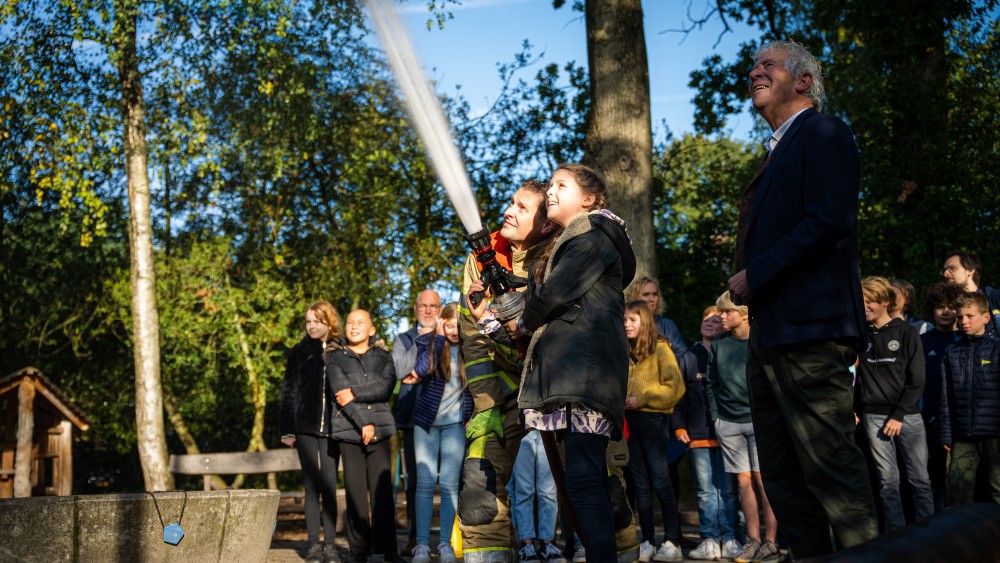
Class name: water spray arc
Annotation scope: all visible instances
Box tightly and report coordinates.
[364,2,593,549]
[363,0,481,235]
[364,0,527,330]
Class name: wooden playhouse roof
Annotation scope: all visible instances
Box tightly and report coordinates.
[0,367,92,431]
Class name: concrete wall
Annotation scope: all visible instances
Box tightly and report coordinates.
[0,489,279,562]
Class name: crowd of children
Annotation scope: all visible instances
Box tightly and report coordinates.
[279,168,999,563]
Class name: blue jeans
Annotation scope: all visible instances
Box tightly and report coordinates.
[689,446,738,542]
[512,431,558,541]
[415,422,465,545]
[625,411,680,544]
[862,412,935,531]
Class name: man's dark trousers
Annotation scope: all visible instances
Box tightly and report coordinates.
[747,328,878,557]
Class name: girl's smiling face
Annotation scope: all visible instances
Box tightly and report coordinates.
[546,169,595,228]
[443,319,459,343]
[344,310,376,346]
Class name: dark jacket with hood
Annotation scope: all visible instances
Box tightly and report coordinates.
[325,341,397,446]
[518,210,637,439]
[856,318,925,421]
[939,332,1000,447]
[671,342,717,442]
[279,335,335,437]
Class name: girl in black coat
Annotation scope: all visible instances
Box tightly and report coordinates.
[517,163,637,562]
[325,309,402,563]
[279,301,342,563]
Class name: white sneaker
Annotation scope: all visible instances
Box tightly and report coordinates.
[721,539,742,560]
[689,538,720,561]
[638,540,655,562]
[652,541,683,562]
[572,547,586,563]
[411,544,431,563]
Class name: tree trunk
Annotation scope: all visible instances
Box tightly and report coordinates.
[13,381,35,498]
[884,2,951,278]
[163,395,229,490]
[224,271,268,490]
[234,311,267,455]
[115,0,172,491]
[584,0,656,281]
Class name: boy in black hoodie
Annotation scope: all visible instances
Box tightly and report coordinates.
[856,276,934,531]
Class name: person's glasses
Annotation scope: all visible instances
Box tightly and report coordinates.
[942,265,961,274]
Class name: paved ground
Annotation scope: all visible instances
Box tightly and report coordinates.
[266,477,786,562]
[267,509,765,563]
[267,538,766,563]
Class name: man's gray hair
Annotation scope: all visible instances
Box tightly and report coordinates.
[754,40,826,112]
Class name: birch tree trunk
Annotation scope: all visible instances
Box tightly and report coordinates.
[585,0,657,281]
[163,395,229,489]
[13,382,35,497]
[114,0,172,491]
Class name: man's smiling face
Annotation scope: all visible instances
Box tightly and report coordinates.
[499,188,548,248]
[749,48,809,127]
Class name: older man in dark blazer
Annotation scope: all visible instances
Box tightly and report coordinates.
[729,40,878,558]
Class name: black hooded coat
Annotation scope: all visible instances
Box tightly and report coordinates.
[518,211,636,439]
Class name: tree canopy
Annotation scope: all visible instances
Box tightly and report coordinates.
[3,0,998,489]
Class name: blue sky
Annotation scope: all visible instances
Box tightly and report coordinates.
[396,0,761,140]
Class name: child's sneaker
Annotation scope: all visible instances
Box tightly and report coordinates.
[689,538,720,561]
[519,542,541,562]
[734,538,760,563]
[638,540,656,562]
[571,547,586,563]
[438,544,458,563]
[305,543,324,563]
[721,539,742,560]
[753,540,781,562]
[538,542,565,562]
[652,540,683,562]
[323,544,341,563]
[410,544,431,563]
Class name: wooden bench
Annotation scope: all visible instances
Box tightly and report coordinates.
[169,449,302,491]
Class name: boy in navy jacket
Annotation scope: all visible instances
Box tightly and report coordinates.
[940,291,1000,505]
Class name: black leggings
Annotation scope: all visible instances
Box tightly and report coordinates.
[294,434,340,544]
[340,439,396,558]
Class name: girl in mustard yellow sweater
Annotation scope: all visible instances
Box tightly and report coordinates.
[624,300,686,562]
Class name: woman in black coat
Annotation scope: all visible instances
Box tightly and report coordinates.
[279,301,343,563]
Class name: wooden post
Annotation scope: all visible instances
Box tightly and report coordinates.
[14,381,35,497]
[56,420,73,496]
